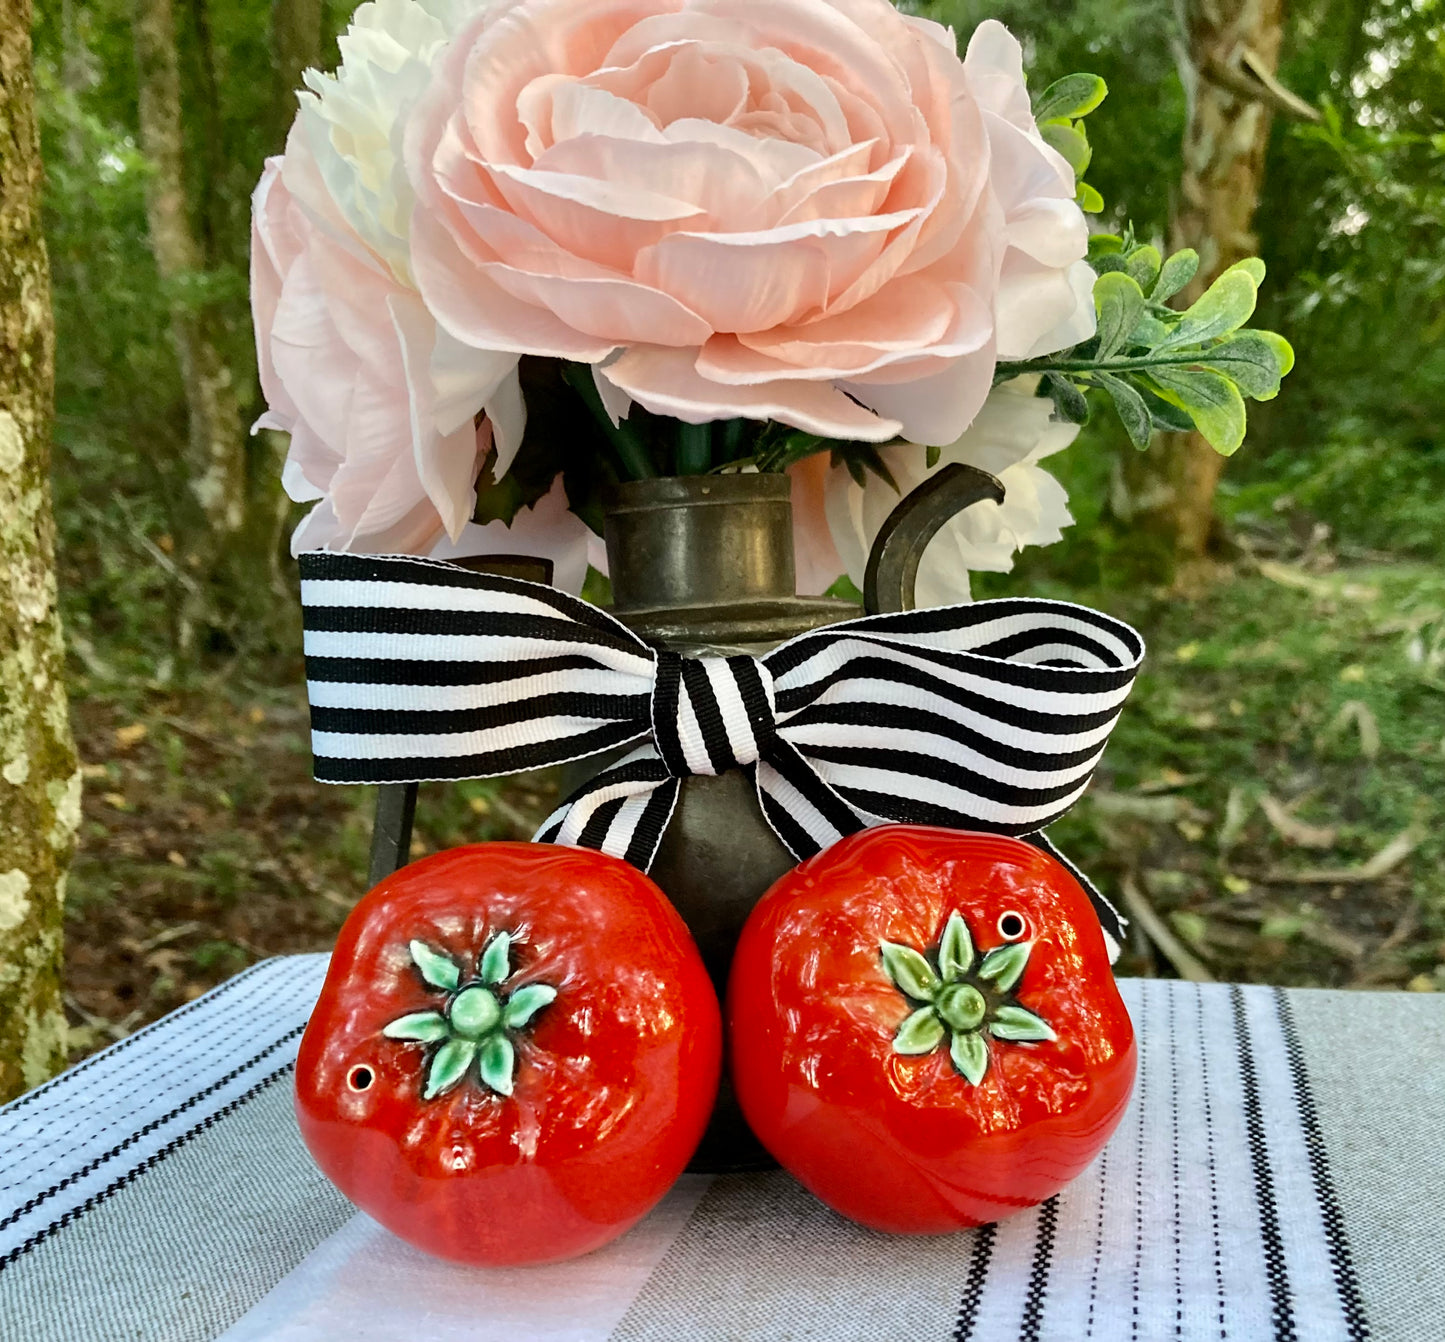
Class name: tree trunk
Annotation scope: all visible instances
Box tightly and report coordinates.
[0,0,83,1102]
[1117,0,1285,562]
[271,0,323,144]
[133,0,246,550]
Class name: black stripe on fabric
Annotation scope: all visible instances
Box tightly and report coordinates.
[1273,989,1371,1341]
[758,788,826,859]
[302,606,638,653]
[577,796,626,851]
[650,652,688,777]
[966,626,1128,667]
[786,700,1110,774]
[0,1062,295,1272]
[951,1220,998,1342]
[770,636,1141,698]
[1130,979,1152,1340]
[622,782,679,871]
[681,658,735,774]
[731,657,776,751]
[313,722,645,783]
[1085,1144,1111,1338]
[0,959,280,1120]
[774,656,1130,733]
[298,552,631,638]
[832,786,1065,836]
[308,690,649,738]
[1019,1197,1060,1342]
[1167,980,1184,1340]
[0,1027,303,1243]
[761,738,864,837]
[1231,985,1298,1342]
[829,595,1145,654]
[304,652,618,687]
[1194,985,1229,1340]
[801,742,1095,811]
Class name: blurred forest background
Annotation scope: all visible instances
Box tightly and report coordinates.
[13,0,1445,1066]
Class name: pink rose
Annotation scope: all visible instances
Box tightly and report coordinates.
[255,122,596,581]
[404,3,1092,448]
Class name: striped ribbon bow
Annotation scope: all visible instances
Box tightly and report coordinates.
[300,552,1146,953]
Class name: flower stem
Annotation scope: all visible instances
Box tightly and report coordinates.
[562,363,657,480]
[996,351,1213,380]
[675,422,712,475]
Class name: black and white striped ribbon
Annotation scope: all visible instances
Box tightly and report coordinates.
[299,552,1145,953]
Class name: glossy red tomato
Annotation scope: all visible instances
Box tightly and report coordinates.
[728,826,1135,1234]
[295,843,721,1265]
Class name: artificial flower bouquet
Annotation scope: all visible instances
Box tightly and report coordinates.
[252,0,1292,605]
[259,0,1293,1267]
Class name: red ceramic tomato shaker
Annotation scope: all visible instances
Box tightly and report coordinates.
[728,825,1136,1233]
[296,843,721,1265]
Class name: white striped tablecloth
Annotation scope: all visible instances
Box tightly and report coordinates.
[0,956,1439,1341]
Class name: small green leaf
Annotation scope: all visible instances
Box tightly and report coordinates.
[1044,373,1090,425]
[925,443,941,469]
[1093,272,1147,359]
[1076,181,1104,214]
[1196,333,1285,400]
[1124,245,1162,294]
[880,941,943,1001]
[1165,269,1258,347]
[978,941,1033,992]
[1087,232,1125,259]
[938,912,974,980]
[1032,72,1108,124]
[480,931,512,985]
[1040,121,1091,178]
[950,1030,990,1085]
[1147,366,1247,455]
[1226,256,1266,285]
[990,1004,1058,1042]
[1152,249,1199,302]
[503,983,557,1029]
[478,1034,516,1096]
[382,1010,450,1043]
[1095,372,1153,448]
[893,1007,947,1055]
[423,1038,476,1099]
[1256,329,1295,378]
[409,940,461,993]
[1137,384,1197,433]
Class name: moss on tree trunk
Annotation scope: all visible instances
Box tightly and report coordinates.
[0,0,82,1102]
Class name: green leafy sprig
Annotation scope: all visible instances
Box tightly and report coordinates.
[1030,72,1109,213]
[998,233,1296,456]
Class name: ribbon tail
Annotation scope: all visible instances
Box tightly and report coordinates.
[1024,830,1126,965]
[534,744,680,873]
[752,738,868,861]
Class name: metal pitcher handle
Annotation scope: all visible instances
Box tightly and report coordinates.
[863,463,1006,615]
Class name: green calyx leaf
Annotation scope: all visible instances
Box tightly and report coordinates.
[381,1010,450,1043]
[989,1004,1058,1043]
[951,1030,990,1086]
[503,983,557,1029]
[480,931,512,985]
[409,940,461,993]
[977,940,1033,993]
[894,1007,947,1055]
[936,982,987,1034]
[937,912,974,980]
[1032,72,1108,124]
[424,1038,476,1100]
[880,941,942,1001]
[478,1034,516,1096]
[1093,272,1147,360]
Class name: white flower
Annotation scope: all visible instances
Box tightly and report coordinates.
[795,377,1077,607]
[295,0,474,283]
